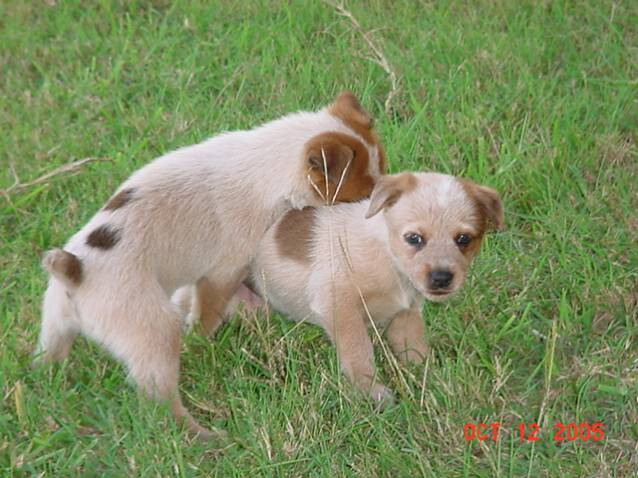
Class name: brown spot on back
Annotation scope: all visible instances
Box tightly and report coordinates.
[275,207,316,263]
[86,224,120,249]
[305,132,375,203]
[103,187,137,211]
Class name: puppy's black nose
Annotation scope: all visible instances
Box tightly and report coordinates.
[429,270,453,289]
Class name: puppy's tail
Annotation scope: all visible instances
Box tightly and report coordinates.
[42,249,83,289]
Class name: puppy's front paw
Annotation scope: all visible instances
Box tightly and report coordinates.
[369,383,395,409]
[400,347,428,365]
[193,426,229,444]
[31,349,49,368]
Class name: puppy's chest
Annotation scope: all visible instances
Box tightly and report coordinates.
[364,278,413,327]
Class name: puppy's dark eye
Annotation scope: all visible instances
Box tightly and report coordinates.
[456,234,472,247]
[404,233,424,247]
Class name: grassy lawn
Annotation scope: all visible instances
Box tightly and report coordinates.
[2,0,637,475]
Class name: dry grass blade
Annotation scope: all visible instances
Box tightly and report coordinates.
[325,1,400,114]
[330,158,352,206]
[1,157,111,197]
[321,147,330,206]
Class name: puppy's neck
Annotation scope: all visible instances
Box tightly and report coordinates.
[227,110,348,212]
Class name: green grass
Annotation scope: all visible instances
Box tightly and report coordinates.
[1,0,637,475]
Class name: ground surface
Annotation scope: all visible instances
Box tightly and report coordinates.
[1,1,637,476]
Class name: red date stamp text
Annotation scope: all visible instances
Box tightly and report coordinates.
[463,422,605,442]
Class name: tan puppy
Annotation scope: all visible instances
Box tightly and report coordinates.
[36,92,385,439]
[183,172,504,404]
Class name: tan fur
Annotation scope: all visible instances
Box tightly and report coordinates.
[210,172,505,405]
[36,93,385,440]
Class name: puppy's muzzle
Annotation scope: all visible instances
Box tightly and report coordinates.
[428,269,454,292]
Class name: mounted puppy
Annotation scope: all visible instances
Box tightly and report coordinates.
[184,172,504,404]
[36,92,386,439]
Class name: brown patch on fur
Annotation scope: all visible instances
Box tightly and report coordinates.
[305,132,375,203]
[328,91,386,175]
[43,249,83,286]
[103,188,136,211]
[196,274,245,336]
[86,224,120,249]
[366,173,417,218]
[460,179,505,232]
[275,207,316,263]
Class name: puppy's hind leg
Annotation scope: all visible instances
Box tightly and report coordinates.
[115,296,222,441]
[34,279,79,365]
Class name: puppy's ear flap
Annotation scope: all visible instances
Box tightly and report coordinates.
[329,91,373,129]
[306,140,355,181]
[365,173,416,219]
[463,181,505,231]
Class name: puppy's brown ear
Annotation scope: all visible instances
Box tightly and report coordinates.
[365,173,416,219]
[329,91,373,128]
[463,181,505,231]
[306,136,355,182]
[305,131,376,202]
[328,92,385,177]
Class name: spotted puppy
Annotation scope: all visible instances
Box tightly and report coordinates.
[36,92,386,439]
[233,172,504,403]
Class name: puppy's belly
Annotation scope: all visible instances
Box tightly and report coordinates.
[250,261,316,324]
